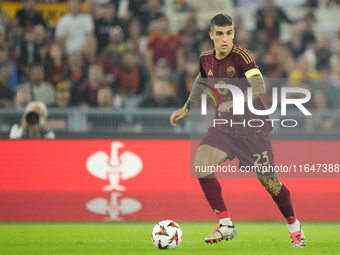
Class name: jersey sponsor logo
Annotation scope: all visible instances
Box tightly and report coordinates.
[208,69,213,76]
[86,192,142,221]
[227,66,235,77]
[86,141,143,191]
[86,141,143,221]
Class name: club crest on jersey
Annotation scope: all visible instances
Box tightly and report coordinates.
[227,66,235,77]
[208,69,213,76]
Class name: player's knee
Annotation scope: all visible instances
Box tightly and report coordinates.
[194,158,213,178]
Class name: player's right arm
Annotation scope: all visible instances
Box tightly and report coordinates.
[170,73,206,127]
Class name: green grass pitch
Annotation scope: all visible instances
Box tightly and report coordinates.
[1,222,339,255]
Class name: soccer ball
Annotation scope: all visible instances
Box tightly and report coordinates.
[151,220,182,249]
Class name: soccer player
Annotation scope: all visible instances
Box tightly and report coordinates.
[170,14,306,248]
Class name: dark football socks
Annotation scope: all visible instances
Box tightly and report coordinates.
[272,184,296,224]
[198,173,228,216]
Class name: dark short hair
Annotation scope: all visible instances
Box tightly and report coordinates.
[210,14,233,30]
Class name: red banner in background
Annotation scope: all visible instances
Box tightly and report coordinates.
[0,139,340,221]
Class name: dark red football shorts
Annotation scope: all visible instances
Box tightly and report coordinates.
[199,127,275,176]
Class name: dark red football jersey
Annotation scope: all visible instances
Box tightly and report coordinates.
[199,45,273,139]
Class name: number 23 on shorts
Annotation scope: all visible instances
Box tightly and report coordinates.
[253,151,269,166]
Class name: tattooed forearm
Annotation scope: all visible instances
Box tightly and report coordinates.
[184,73,205,110]
[257,172,282,196]
[244,74,266,103]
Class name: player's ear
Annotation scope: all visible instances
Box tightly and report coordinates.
[209,31,213,40]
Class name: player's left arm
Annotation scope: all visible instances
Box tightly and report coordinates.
[244,68,266,103]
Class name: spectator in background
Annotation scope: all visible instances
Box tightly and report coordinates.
[315,36,332,70]
[9,101,55,139]
[100,25,126,78]
[33,24,48,55]
[82,36,98,68]
[145,15,184,76]
[55,0,94,54]
[14,88,30,109]
[95,1,120,53]
[115,0,143,20]
[260,42,280,77]
[302,11,316,46]
[314,68,340,107]
[255,0,292,45]
[303,43,317,70]
[176,53,199,104]
[78,63,108,107]
[299,78,315,110]
[281,57,297,78]
[305,89,337,132]
[0,0,11,35]
[126,19,148,57]
[153,58,177,95]
[16,27,43,82]
[0,26,7,47]
[0,62,14,107]
[118,50,150,97]
[139,78,181,108]
[61,53,88,105]
[288,56,320,87]
[114,0,133,24]
[270,43,293,78]
[85,0,100,20]
[138,0,164,35]
[83,36,119,89]
[14,0,47,30]
[286,24,306,59]
[19,64,55,106]
[233,14,245,31]
[234,28,257,51]
[44,43,67,87]
[54,81,71,108]
[179,7,207,55]
[97,87,114,108]
[199,38,214,53]
[0,45,18,90]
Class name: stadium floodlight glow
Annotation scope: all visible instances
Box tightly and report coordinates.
[200,84,312,116]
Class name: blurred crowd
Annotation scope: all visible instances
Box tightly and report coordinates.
[0,0,339,121]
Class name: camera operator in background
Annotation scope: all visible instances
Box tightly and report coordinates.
[9,101,55,139]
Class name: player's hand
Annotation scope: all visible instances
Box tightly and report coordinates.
[170,107,189,127]
[218,101,233,116]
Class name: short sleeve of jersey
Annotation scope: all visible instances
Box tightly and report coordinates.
[199,56,208,78]
[235,47,259,77]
